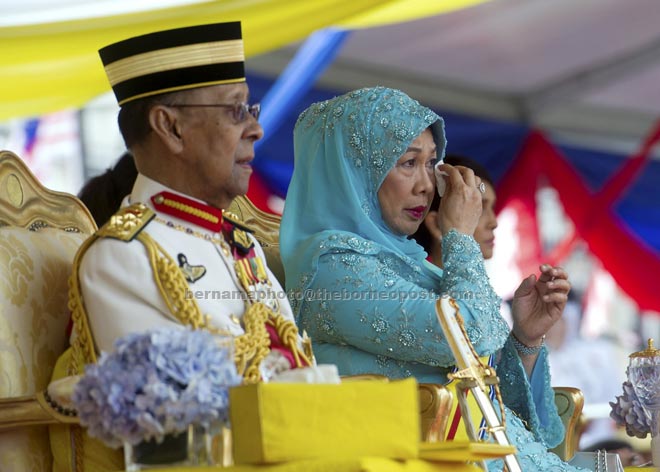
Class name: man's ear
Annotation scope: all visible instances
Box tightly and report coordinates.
[423,210,443,240]
[149,104,184,153]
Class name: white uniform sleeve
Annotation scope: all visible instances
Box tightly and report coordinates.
[79,237,182,354]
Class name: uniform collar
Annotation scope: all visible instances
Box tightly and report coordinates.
[127,174,224,234]
[151,191,224,233]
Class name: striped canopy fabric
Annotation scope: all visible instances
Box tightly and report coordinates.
[0,0,485,121]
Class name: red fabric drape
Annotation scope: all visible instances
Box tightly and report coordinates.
[495,134,545,280]
[247,171,282,215]
[495,127,660,313]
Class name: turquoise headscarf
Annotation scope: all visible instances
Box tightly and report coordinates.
[280,86,446,296]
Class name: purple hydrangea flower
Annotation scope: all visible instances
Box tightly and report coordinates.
[610,379,651,439]
[72,327,241,448]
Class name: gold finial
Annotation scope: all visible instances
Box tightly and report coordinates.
[630,338,660,358]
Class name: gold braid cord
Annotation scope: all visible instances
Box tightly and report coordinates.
[233,304,313,383]
[144,233,219,332]
[69,233,101,374]
[267,314,312,368]
[73,425,85,472]
[234,303,272,383]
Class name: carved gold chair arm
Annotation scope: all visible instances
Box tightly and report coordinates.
[551,386,585,461]
[418,383,453,443]
[0,395,55,431]
[0,392,78,432]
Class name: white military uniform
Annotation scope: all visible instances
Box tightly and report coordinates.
[79,174,296,355]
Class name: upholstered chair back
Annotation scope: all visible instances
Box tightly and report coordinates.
[0,151,96,471]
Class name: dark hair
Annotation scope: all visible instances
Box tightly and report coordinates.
[117,90,188,148]
[117,98,157,148]
[410,154,495,253]
[78,152,138,227]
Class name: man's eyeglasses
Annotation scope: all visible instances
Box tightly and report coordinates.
[166,102,260,123]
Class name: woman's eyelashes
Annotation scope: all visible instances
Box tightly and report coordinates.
[397,156,437,170]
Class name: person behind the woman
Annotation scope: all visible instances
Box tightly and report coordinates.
[280,87,585,471]
[413,154,497,266]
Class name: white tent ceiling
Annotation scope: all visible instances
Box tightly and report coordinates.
[0,0,204,26]
[248,0,660,152]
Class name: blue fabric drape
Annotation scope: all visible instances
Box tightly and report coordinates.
[255,28,349,156]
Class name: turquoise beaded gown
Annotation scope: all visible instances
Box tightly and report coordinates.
[280,87,590,471]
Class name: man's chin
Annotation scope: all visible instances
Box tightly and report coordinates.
[232,182,251,201]
[233,172,252,192]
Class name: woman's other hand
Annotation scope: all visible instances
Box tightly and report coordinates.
[511,264,571,347]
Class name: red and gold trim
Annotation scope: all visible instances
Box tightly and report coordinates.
[150,191,259,265]
[151,191,224,232]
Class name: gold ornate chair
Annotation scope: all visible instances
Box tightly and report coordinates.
[227,196,285,286]
[551,386,585,461]
[340,374,454,442]
[0,150,96,471]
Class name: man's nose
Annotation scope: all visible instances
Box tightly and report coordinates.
[246,119,263,141]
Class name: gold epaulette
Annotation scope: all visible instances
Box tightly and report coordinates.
[96,203,155,241]
[223,210,254,234]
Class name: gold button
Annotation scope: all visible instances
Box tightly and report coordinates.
[230,314,241,325]
[221,243,231,257]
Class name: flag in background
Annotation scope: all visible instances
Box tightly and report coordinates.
[2,110,84,194]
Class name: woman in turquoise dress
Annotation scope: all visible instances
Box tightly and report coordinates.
[280,87,588,471]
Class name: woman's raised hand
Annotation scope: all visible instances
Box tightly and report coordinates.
[436,163,483,236]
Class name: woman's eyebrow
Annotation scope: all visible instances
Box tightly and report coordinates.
[405,145,437,153]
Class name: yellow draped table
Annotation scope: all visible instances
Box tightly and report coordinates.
[139,458,479,471]
[136,442,514,472]
[135,381,515,472]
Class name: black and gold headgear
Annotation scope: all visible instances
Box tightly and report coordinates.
[99,22,245,106]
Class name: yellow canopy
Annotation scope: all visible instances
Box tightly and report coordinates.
[0,0,486,121]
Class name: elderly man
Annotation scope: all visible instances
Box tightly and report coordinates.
[51,22,314,472]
